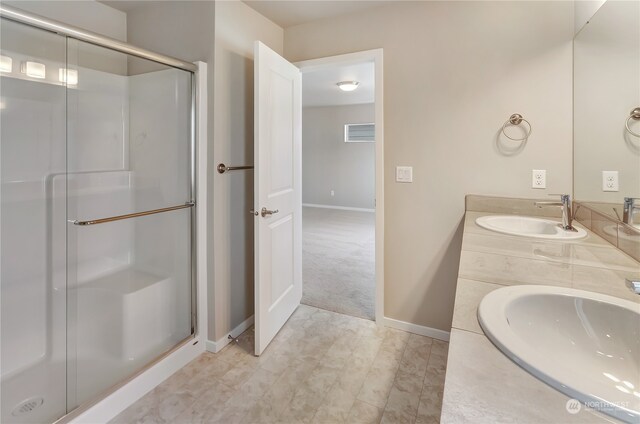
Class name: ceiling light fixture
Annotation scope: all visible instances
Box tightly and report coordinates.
[337,81,359,92]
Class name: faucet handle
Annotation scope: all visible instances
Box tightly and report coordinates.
[548,194,570,202]
[625,278,640,295]
[624,197,639,209]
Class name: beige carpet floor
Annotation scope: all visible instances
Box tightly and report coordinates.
[302,207,375,320]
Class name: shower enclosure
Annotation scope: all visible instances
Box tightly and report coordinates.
[1,8,197,423]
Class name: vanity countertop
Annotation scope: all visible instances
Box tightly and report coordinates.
[441,207,640,423]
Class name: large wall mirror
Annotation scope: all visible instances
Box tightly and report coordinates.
[574,0,640,227]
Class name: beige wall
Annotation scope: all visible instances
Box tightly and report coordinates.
[212,0,284,341]
[285,1,574,332]
[303,104,375,209]
[126,2,215,76]
[4,1,127,41]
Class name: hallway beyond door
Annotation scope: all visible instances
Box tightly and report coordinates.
[302,206,375,320]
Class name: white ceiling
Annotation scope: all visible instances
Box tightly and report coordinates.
[100,1,152,13]
[102,1,393,28]
[243,0,394,28]
[100,0,375,107]
[302,62,374,107]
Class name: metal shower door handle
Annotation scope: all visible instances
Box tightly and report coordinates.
[261,207,279,217]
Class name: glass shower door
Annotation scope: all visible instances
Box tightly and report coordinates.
[65,39,194,409]
[0,19,68,424]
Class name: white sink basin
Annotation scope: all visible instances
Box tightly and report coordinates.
[478,285,640,422]
[476,215,587,240]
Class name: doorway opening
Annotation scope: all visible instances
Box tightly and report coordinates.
[296,51,384,322]
[252,45,383,355]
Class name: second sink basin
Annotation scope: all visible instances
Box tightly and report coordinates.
[476,215,587,240]
[478,285,640,422]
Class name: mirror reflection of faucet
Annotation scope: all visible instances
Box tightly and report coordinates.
[611,206,622,221]
[600,223,640,245]
[623,197,640,229]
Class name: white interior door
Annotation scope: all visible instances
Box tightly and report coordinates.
[254,41,302,356]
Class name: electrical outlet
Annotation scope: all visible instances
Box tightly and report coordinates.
[330,190,335,197]
[532,170,546,189]
[602,171,619,192]
[396,166,413,183]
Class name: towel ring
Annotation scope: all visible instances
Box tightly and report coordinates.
[502,113,532,141]
[625,107,640,138]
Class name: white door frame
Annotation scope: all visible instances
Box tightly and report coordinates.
[295,49,384,325]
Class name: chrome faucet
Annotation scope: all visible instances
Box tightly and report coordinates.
[626,278,640,295]
[535,194,576,231]
[623,197,639,227]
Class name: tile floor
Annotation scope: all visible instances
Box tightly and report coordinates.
[111,305,448,424]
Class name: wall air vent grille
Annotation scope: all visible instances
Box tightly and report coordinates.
[344,123,375,143]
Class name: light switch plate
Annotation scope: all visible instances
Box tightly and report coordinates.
[602,171,619,191]
[396,166,413,183]
[532,169,546,189]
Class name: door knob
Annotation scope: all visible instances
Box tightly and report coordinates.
[261,207,279,217]
[249,209,258,216]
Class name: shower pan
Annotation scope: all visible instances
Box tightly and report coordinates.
[1,8,198,423]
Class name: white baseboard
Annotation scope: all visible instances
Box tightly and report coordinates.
[383,317,450,342]
[206,315,255,353]
[303,203,375,213]
[205,339,218,353]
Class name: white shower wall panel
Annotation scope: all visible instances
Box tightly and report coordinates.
[1,66,130,417]
[67,68,129,173]
[0,78,66,380]
[0,80,66,182]
[64,68,193,408]
[0,77,67,422]
[65,67,132,284]
[0,183,49,377]
[128,69,192,334]
[128,69,191,211]
[64,171,134,283]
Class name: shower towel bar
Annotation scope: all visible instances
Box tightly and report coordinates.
[71,202,194,226]
[217,163,254,174]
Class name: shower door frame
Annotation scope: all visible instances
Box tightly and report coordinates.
[0,4,206,423]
